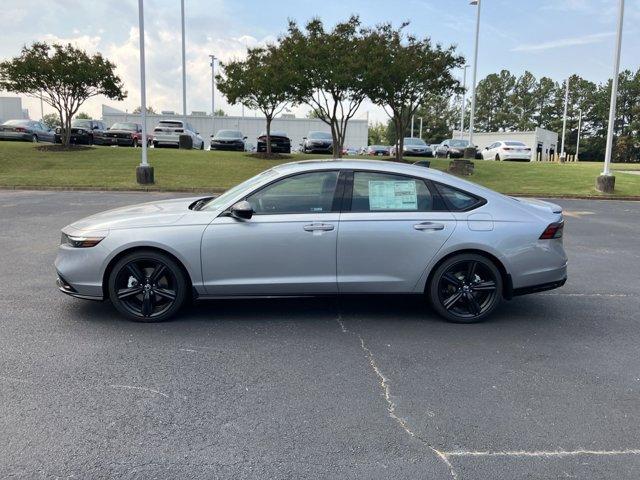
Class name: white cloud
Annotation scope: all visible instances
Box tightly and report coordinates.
[511,31,615,52]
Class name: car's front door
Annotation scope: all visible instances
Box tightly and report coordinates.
[201,170,342,296]
[337,171,455,293]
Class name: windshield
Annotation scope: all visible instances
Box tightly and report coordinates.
[201,169,279,211]
[72,120,92,128]
[215,130,242,139]
[449,139,470,148]
[110,122,138,131]
[3,120,30,126]
[308,131,332,140]
[404,138,427,146]
[369,145,386,149]
[505,141,526,146]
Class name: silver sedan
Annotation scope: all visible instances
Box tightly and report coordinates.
[55,160,567,323]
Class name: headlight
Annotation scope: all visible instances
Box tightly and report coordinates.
[61,232,105,248]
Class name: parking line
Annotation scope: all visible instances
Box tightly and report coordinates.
[444,449,640,458]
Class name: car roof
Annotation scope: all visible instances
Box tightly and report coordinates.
[272,158,503,200]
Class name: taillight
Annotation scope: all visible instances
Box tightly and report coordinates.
[15,127,26,132]
[540,222,564,239]
[503,147,512,151]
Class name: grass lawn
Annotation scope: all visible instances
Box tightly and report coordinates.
[1,142,639,197]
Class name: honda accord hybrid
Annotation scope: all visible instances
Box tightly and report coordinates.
[55,160,567,323]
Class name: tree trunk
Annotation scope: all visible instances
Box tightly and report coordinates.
[64,112,72,148]
[394,117,404,162]
[265,116,272,156]
[330,123,341,158]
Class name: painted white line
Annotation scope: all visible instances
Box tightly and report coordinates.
[540,293,629,297]
[444,449,640,458]
[110,384,169,398]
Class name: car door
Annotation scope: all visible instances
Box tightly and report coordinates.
[201,170,342,295]
[337,170,456,293]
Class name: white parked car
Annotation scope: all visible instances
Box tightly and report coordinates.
[152,120,204,149]
[481,141,532,161]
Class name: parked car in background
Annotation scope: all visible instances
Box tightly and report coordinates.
[210,129,246,151]
[301,131,333,154]
[392,137,433,157]
[56,159,567,324]
[152,120,204,149]
[257,131,291,153]
[55,119,107,145]
[481,141,532,161]
[341,146,359,156]
[366,145,391,156]
[103,122,152,147]
[435,139,471,158]
[0,119,55,143]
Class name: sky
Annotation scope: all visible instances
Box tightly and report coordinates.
[1,0,639,123]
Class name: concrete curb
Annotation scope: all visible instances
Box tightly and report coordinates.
[0,185,639,200]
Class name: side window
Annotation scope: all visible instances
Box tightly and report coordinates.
[434,183,484,211]
[351,172,433,212]
[247,171,339,215]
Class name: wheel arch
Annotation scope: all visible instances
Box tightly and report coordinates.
[102,246,195,300]
[425,248,512,300]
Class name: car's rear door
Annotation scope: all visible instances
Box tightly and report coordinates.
[201,170,343,295]
[337,170,455,293]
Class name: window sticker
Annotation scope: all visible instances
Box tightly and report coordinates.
[368,180,418,211]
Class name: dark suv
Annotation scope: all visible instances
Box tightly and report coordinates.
[55,119,107,145]
[301,131,333,154]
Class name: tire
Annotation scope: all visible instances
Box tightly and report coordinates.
[32,134,38,143]
[107,250,187,322]
[495,154,501,161]
[446,152,451,159]
[428,253,502,323]
[133,138,139,148]
[200,141,204,150]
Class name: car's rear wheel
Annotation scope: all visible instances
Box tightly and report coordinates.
[108,250,187,322]
[429,253,502,323]
[495,154,501,161]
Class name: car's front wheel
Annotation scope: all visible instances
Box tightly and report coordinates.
[108,250,187,322]
[428,253,502,323]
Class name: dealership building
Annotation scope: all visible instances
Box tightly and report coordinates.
[453,127,558,162]
[0,97,29,124]
[102,105,369,150]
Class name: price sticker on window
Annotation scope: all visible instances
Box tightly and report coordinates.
[368,180,418,211]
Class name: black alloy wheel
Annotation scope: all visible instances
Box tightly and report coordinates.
[429,253,502,323]
[108,250,187,322]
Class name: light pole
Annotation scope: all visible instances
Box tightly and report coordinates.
[411,115,415,138]
[597,0,625,193]
[136,0,153,184]
[460,65,468,139]
[467,0,481,158]
[209,54,216,116]
[419,118,423,139]
[560,77,569,162]
[39,92,44,121]
[576,108,582,161]
[180,0,187,122]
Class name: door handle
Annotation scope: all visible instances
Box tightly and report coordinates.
[414,222,445,231]
[303,223,335,232]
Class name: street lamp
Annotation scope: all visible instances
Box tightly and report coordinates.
[460,64,469,139]
[560,77,569,162]
[467,0,481,158]
[576,108,582,161]
[597,0,625,193]
[209,54,216,116]
[136,0,153,184]
[180,0,187,122]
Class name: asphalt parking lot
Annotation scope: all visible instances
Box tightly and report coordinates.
[1,190,639,479]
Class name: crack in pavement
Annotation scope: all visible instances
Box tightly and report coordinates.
[336,315,458,479]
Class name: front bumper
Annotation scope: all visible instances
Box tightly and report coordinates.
[56,275,103,301]
[55,241,108,299]
[103,136,135,146]
[502,153,532,161]
[403,150,433,157]
[210,142,244,151]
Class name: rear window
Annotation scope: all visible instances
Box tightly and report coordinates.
[158,121,184,128]
[504,141,526,146]
[3,120,30,126]
[434,183,484,211]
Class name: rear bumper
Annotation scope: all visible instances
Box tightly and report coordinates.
[0,132,32,141]
[210,142,244,151]
[513,277,567,296]
[502,154,532,161]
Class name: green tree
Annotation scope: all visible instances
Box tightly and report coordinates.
[213,108,227,117]
[132,105,157,114]
[363,23,463,161]
[368,121,387,145]
[414,93,459,143]
[511,71,538,131]
[279,16,370,157]
[41,113,61,129]
[475,70,517,131]
[75,112,91,119]
[0,42,126,146]
[217,45,296,155]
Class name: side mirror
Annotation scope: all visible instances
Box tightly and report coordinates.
[230,200,253,220]
[484,147,489,150]
[302,137,307,140]
[243,136,247,140]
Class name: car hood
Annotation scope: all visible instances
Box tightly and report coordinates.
[106,129,135,134]
[64,197,202,233]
